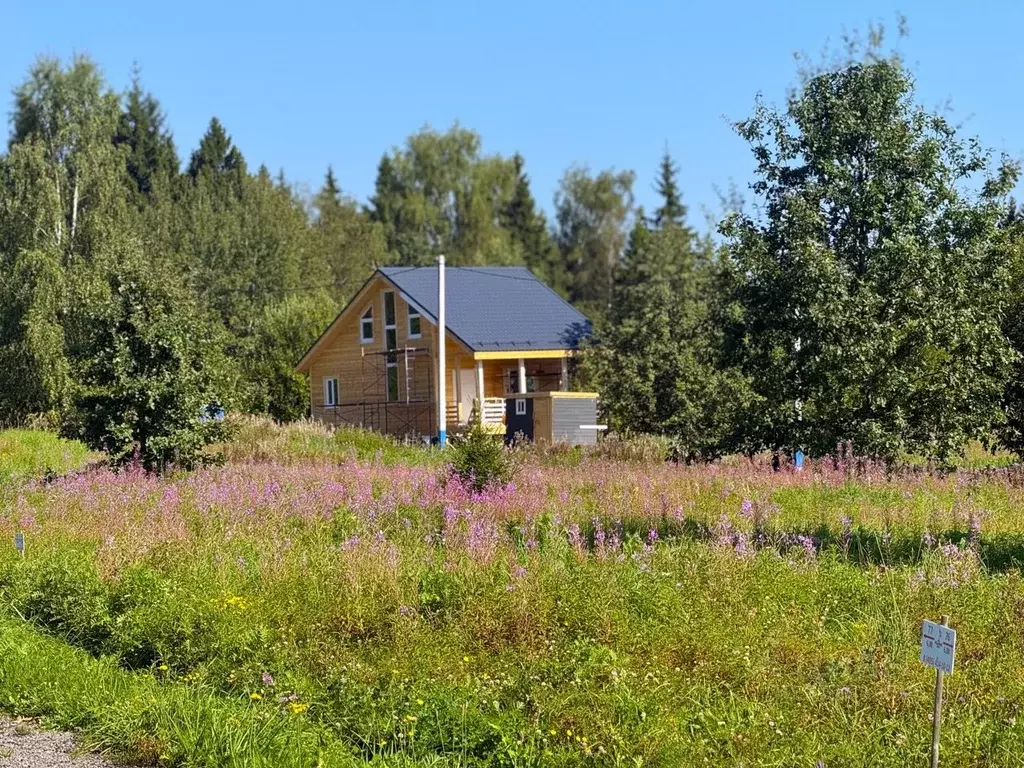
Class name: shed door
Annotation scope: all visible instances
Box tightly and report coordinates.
[505,397,533,443]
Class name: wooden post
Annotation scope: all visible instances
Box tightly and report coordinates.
[475,360,485,418]
[518,358,527,394]
[454,358,463,423]
[560,357,569,391]
[931,614,949,768]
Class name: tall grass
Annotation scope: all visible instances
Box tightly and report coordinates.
[4,442,1024,765]
[0,430,95,486]
[215,416,440,467]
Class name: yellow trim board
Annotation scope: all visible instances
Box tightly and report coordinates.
[473,349,570,360]
[548,391,598,399]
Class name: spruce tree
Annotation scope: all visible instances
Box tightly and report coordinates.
[187,117,245,180]
[502,153,561,289]
[652,149,686,229]
[114,68,178,203]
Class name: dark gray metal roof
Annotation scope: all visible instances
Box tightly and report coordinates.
[378,266,590,352]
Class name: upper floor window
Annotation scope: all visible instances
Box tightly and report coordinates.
[360,306,373,343]
[383,291,397,350]
[407,303,422,339]
[324,376,338,407]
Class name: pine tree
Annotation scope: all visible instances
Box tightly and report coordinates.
[502,153,561,288]
[586,222,751,459]
[114,67,178,203]
[320,165,341,204]
[652,149,686,229]
[313,167,390,301]
[187,117,245,180]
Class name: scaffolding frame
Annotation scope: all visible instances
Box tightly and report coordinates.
[356,345,435,439]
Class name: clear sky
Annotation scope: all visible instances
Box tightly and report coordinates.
[5,0,1023,230]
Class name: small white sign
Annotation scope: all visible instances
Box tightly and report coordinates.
[14,532,25,555]
[921,620,956,675]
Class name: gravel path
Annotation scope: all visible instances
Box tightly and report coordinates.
[0,718,117,768]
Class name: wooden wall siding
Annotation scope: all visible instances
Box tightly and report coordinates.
[307,276,471,436]
[532,396,553,443]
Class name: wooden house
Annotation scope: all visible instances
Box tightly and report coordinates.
[295,266,600,443]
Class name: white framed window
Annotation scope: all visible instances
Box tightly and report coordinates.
[515,398,527,416]
[360,306,374,344]
[324,376,338,407]
[383,291,399,402]
[407,302,422,339]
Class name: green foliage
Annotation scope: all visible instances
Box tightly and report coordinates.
[999,203,1024,456]
[369,125,521,266]
[723,59,1019,463]
[313,167,392,303]
[114,68,178,205]
[243,292,338,422]
[554,166,635,316]
[587,218,753,460]
[447,415,520,491]
[502,153,562,291]
[69,245,229,470]
[0,429,94,484]
[219,415,439,466]
[652,148,687,229]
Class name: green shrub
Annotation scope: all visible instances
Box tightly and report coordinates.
[16,553,112,654]
[446,418,520,492]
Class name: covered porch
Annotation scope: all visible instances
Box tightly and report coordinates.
[445,351,571,430]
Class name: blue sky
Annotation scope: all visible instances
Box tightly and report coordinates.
[5,0,1024,230]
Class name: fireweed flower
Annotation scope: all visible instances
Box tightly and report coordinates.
[740,499,753,519]
[262,672,275,686]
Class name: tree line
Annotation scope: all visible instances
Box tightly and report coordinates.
[1,34,1023,469]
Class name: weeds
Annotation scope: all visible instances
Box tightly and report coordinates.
[2,426,1024,765]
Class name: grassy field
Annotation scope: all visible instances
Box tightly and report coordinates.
[2,424,1024,766]
[0,429,95,485]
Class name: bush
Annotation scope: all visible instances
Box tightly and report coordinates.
[447,417,520,492]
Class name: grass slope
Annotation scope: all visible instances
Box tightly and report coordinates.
[0,430,95,485]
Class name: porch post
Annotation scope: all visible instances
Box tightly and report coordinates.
[560,357,569,391]
[454,357,463,423]
[475,360,485,416]
[518,358,527,394]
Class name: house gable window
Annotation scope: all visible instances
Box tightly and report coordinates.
[407,302,422,339]
[360,306,374,344]
[324,376,338,407]
[383,291,399,402]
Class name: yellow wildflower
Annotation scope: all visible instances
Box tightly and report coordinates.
[250,693,262,701]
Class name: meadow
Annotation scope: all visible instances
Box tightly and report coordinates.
[2,420,1024,766]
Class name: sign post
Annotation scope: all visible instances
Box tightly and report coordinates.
[920,615,955,767]
[14,532,25,557]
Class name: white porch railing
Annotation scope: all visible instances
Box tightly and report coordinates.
[481,397,505,426]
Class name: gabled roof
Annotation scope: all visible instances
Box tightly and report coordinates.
[378,266,590,352]
[296,266,591,372]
